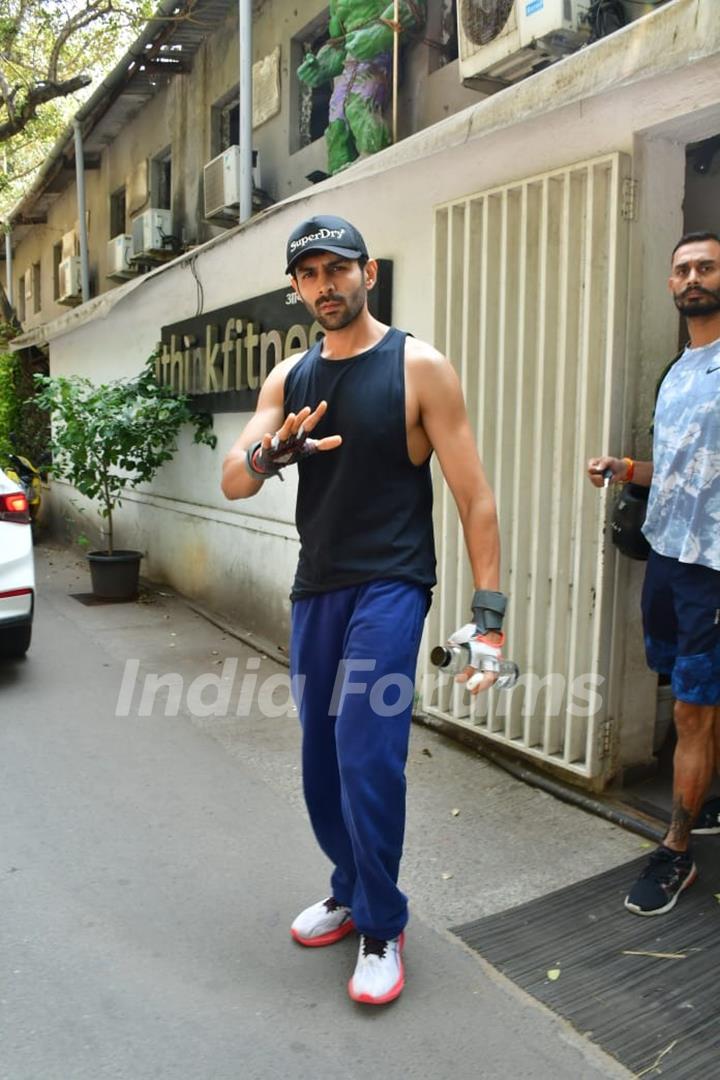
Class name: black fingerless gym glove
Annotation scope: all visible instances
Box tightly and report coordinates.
[245,428,318,481]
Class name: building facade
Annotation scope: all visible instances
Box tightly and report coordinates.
[7,0,720,792]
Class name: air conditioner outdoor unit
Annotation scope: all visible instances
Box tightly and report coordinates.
[203,147,263,219]
[131,208,173,257]
[457,0,591,85]
[106,234,134,280]
[204,146,241,218]
[61,228,78,261]
[58,256,82,304]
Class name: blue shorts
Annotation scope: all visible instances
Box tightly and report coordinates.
[641,550,720,705]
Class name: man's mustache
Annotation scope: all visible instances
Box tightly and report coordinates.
[681,285,720,301]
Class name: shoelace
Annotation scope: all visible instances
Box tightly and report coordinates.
[323,897,344,912]
[362,935,388,959]
[642,848,690,881]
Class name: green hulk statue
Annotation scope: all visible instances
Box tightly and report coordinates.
[297,0,426,175]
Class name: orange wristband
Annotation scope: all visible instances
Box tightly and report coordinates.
[623,457,635,483]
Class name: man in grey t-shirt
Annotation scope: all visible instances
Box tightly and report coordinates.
[589,231,720,916]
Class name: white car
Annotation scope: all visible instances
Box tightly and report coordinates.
[0,466,35,658]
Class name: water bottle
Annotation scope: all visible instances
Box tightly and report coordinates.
[430,643,519,689]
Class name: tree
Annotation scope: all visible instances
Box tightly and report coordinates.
[34,357,216,555]
[0,0,155,211]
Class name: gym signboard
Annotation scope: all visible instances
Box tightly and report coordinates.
[157,260,392,413]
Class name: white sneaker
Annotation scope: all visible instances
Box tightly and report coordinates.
[348,933,405,1005]
[290,897,355,947]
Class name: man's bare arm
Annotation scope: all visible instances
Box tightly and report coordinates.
[221,361,288,500]
[221,355,343,500]
[414,349,500,592]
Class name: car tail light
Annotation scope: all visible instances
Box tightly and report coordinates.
[0,491,30,523]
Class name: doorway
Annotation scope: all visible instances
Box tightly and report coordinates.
[620,132,720,823]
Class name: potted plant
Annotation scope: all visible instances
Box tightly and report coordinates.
[34,357,216,599]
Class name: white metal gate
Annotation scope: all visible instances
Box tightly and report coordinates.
[422,153,633,786]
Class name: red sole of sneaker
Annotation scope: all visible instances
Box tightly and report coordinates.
[347,932,405,1005]
[291,919,355,947]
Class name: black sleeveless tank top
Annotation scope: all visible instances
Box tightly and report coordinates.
[284,326,436,600]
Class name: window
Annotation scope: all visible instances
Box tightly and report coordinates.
[16,275,25,321]
[32,261,41,314]
[211,91,240,158]
[52,242,62,301]
[110,186,126,238]
[291,16,333,153]
[151,149,172,210]
[435,0,458,68]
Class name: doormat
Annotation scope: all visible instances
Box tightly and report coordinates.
[70,593,137,606]
[452,842,720,1078]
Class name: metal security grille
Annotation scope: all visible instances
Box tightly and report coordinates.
[422,153,632,784]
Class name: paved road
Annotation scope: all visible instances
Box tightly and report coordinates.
[0,545,637,1080]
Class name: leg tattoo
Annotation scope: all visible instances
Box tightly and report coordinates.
[668,798,694,847]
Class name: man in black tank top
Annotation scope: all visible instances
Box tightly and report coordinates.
[222,214,507,1006]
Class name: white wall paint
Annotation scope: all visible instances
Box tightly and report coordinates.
[41,1,720,778]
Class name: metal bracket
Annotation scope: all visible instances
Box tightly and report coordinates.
[621,178,639,221]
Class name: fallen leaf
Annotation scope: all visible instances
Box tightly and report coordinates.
[714,893,720,904]
[441,872,453,880]
[547,968,560,981]
[639,841,654,849]
[422,748,432,758]
[451,808,460,817]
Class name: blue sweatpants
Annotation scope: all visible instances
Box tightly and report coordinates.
[290,578,429,940]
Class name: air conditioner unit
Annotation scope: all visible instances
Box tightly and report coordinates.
[61,228,78,261]
[106,234,134,280]
[204,146,241,218]
[203,147,262,219]
[58,256,82,304]
[131,208,173,257]
[457,0,591,85]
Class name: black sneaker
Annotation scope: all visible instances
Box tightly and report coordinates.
[691,796,720,834]
[624,846,697,916]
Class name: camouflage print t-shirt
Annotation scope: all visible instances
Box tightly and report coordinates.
[643,338,720,570]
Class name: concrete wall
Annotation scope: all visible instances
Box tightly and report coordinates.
[22,0,720,781]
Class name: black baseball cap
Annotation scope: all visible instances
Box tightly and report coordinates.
[285,214,368,274]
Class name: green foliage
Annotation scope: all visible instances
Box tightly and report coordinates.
[34,356,217,555]
[0,317,50,467]
[0,348,19,460]
[0,1,155,214]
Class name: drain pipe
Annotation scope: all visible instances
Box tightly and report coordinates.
[73,119,90,303]
[5,227,12,308]
[238,0,253,224]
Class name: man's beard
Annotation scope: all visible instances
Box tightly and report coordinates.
[304,285,366,330]
[674,286,720,317]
